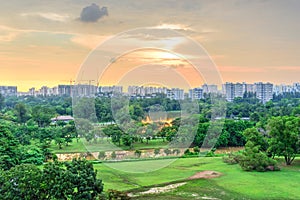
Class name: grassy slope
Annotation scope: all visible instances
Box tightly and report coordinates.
[94,157,300,200]
[50,138,169,153]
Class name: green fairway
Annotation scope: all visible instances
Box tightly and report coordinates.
[50,138,169,153]
[94,157,300,199]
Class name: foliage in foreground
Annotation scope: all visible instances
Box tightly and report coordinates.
[239,141,279,172]
[222,152,242,165]
[0,159,103,200]
[267,116,300,165]
[223,128,280,172]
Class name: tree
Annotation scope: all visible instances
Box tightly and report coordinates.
[14,103,29,124]
[145,125,154,144]
[61,122,76,146]
[38,126,55,146]
[122,134,134,149]
[75,118,94,142]
[0,121,20,170]
[103,125,123,146]
[73,97,97,122]
[129,104,144,121]
[267,116,300,165]
[19,145,44,165]
[14,124,36,145]
[43,159,103,199]
[31,106,55,127]
[0,164,45,199]
[95,97,113,122]
[193,122,209,147]
[239,128,278,172]
[0,94,4,110]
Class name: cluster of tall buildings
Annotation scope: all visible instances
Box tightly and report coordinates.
[17,85,98,97]
[222,82,273,103]
[273,83,300,95]
[1,82,300,103]
[127,86,185,100]
[0,86,17,96]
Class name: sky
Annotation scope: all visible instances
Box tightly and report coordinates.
[0,0,299,91]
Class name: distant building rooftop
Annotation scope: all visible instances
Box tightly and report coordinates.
[51,115,74,122]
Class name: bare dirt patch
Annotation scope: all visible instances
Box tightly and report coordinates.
[188,171,222,180]
[128,182,187,197]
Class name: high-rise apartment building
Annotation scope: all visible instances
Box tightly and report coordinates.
[189,88,203,101]
[254,82,273,103]
[167,88,184,100]
[222,82,244,102]
[0,86,17,96]
[202,84,218,94]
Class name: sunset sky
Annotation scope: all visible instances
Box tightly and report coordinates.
[0,0,300,91]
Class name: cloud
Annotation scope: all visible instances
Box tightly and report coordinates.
[70,34,110,49]
[21,12,70,22]
[80,3,108,22]
[271,66,300,72]
[153,23,194,32]
[0,25,22,42]
[219,66,265,73]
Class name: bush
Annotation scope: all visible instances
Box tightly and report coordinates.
[239,142,280,172]
[111,151,117,159]
[134,150,142,158]
[222,152,242,165]
[205,151,215,157]
[172,149,180,155]
[98,151,106,160]
[164,148,172,156]
[193,146,200,153]
[107,189,130,200]
[199,150,215,157]
[154,148,160,156]
[184,149,191,155]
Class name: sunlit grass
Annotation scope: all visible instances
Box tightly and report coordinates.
[94,157,300,199]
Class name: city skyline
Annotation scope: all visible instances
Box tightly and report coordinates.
[1,1,300,91]
[2,81,300,105]
[1,80,300,92]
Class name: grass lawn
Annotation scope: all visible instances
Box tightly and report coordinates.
[50,138,169,153]
[94,157,300,199]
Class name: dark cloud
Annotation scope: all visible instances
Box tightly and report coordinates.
[80,3,108,22]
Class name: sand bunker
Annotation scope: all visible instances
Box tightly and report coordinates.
[128,171,221,197]
[128,182,187,197]
[188,171,222,180]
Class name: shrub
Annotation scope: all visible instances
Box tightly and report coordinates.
[154,148,160,156]
[164,148,172,156]
[134,150,142,158]
[98,151,106,160]
[172,149,181,155]
[222,152,241,165]
[107,189,130,200]
[193,146,200,153]
[184,149,191,155]
[239,142,279,172]
[205,151,215,157]
[111,151,117,159]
